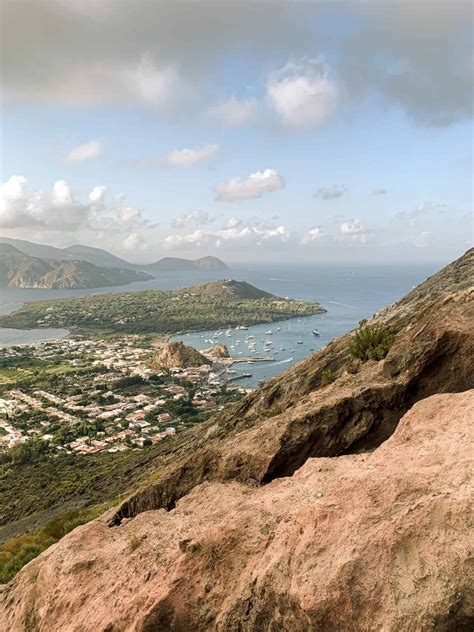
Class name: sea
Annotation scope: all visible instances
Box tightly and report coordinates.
[0,262,442,387]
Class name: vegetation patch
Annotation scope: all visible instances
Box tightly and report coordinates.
[193,528,235,572]
[321,369,337,385]
[0,500,118,583]
[348,324,395,362]
[0,280,325,335]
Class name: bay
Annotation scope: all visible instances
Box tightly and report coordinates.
[0,262,442,386]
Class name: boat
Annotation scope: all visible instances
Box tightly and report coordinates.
[276,326,281,331]
[297,340,304,345]
[265,330,273,335]
[312,329,321,336]
[227,372,252,381]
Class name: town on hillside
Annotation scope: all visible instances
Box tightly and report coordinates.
[0,336,249,459]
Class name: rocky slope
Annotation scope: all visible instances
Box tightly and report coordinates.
[107,249,473,523]
[1,391,472,631]
[0,244,151,289]
[0,249,473,630]
[150,341,212,369]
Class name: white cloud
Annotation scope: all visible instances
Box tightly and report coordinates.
[123,232,149,252]
[302,227,322,243]
[340,219,364,235]
[267,58,338,127]
[0,175,144,233]
[172,210,214,229]
[315,184,347,200]
[214,168,284,202]
[166,143,219,167]
[89,185,107,205]
[67,139,103,162]
[164,221,290,249]
[208,97,259,127]
[340,219,375,244]
[394,201,444,223]
[129,55,184,110]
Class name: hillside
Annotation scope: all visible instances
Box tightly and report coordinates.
[0,244,152,289]
[0,250,472,630]
[2,391,472,631]
[0,279,324,334]
[0,237,228,273]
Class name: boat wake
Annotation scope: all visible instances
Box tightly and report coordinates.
[328,300,358,309]
[272,357,293,366]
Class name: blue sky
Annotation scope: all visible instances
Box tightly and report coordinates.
[0,1,472,263]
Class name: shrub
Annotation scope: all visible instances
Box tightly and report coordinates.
[321,369,337,385]
[194,528,234,572]
[348,324,394,362]
[127,534,144,553]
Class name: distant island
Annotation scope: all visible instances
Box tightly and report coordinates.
[142,256,228,273]
[0,237,229,276]
[0,278,326,334]
[0,244,152,290]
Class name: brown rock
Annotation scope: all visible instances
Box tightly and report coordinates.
[150,341,211,369]
[202,344,230,359]
[1,391,473,631]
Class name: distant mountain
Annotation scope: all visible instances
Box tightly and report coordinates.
[142,255,228,273]
[62,244,134,269]
[0,244,152,289]
[0,237,72,261]
[0,237,228,273]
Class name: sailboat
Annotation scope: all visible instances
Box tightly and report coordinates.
[312,329,321,336]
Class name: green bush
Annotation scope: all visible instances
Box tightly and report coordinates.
[321,369,337,385]
[348,324,394,362]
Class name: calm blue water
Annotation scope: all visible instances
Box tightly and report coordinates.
[172,262,441,386]
[0,262,442,385]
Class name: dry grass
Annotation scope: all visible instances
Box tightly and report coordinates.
[194,527,234,572]
[127,534,144,553]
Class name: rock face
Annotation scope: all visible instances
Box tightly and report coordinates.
[151,341,212,369]
[202,343,230,359]
[1,391,473,631]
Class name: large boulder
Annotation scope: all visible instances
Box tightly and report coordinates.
[150,341,211,369]
[202,343,230,359]
[1,391,473,631]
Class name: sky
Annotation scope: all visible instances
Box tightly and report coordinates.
[0,0,472,264]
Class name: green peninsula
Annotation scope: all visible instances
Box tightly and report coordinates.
[0,279,325,335]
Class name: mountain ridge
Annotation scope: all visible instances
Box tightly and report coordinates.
[0,243,152,289]
[0,237,228,273]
